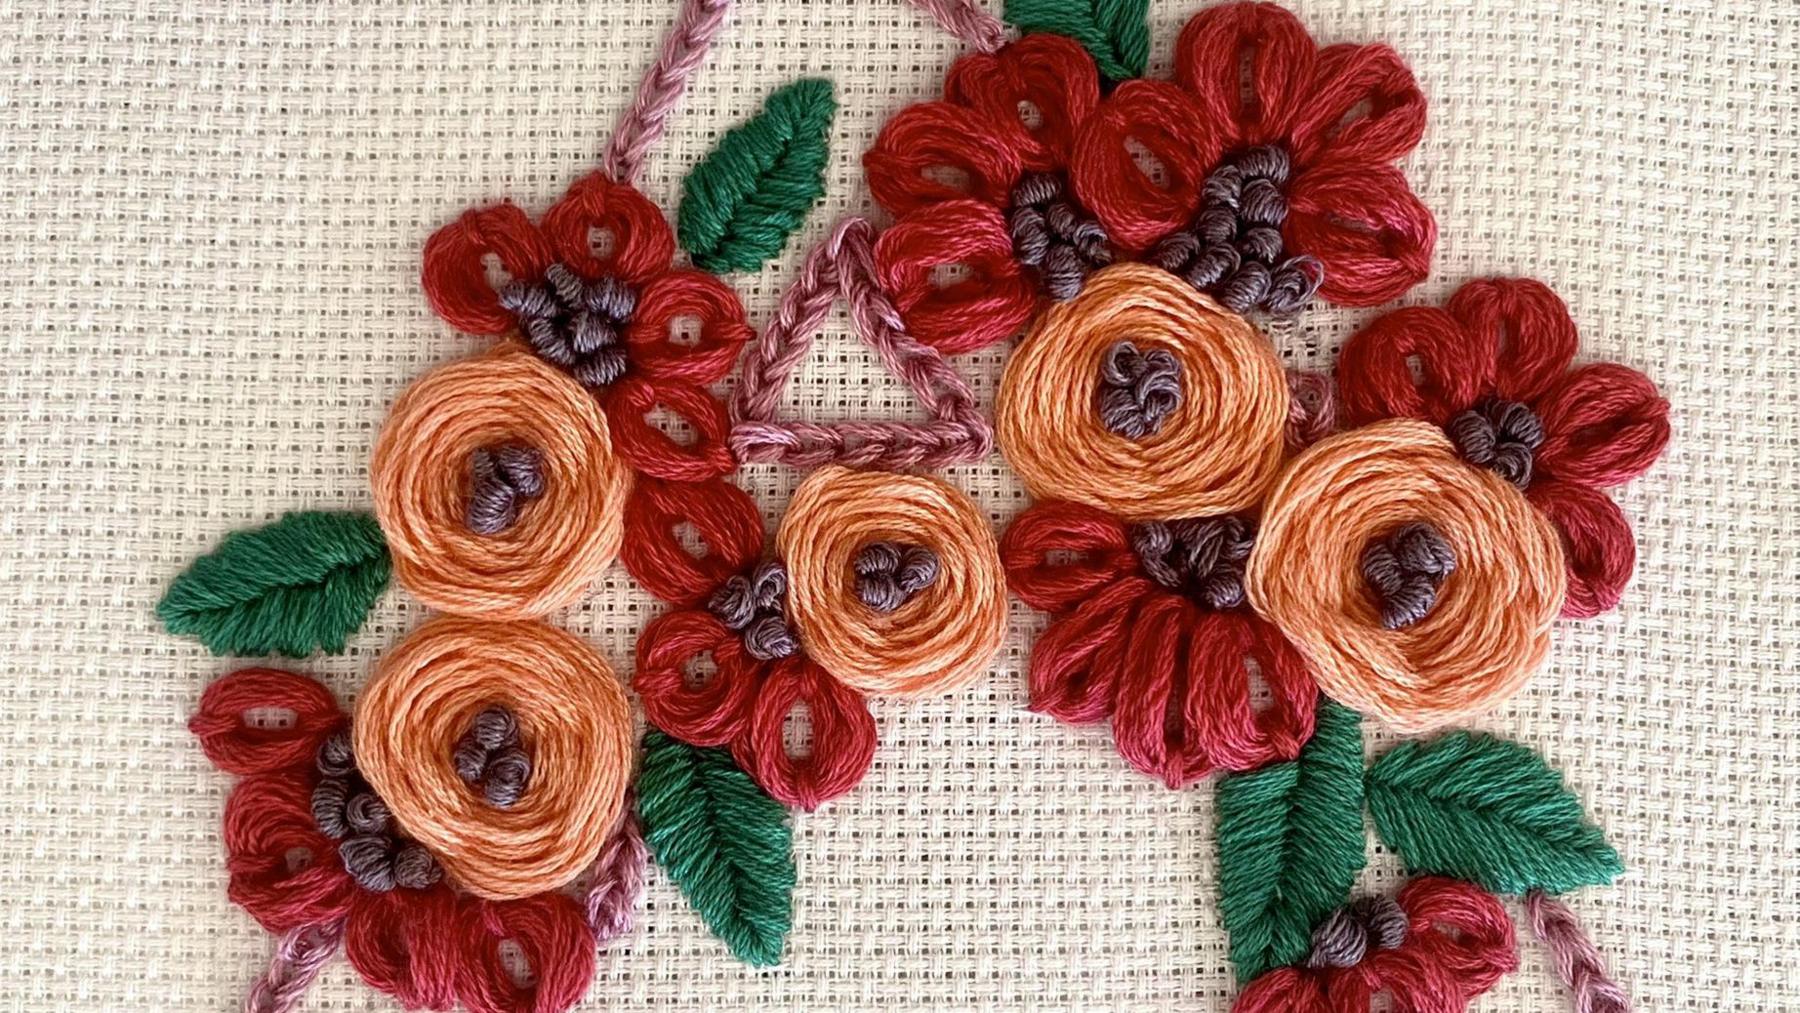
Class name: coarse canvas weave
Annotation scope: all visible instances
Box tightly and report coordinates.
[1,0,1795,1009]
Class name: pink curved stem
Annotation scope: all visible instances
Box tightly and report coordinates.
[242,919,345,1013]
[584,801,649,945]
[603,0,736,185]
[907,0,1008,53]
[1526,890,1631,1013]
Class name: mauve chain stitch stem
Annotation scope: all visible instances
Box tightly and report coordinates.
[602,0,736,185]
[584,801,649,945]
[241,918,346,1013]
[1527,890,1631,1013]
[906,0,1008,52]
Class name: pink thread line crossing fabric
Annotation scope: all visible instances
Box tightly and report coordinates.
[1527,890,1631,1013]
[602,0,736,185]
[730,217,993,469]
[905,0,1008,53]
[241,920,346,1013]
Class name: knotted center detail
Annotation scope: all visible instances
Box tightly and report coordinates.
[498,263,636,391]
[1006,172,1115,301]
[1130,515,1255,611]
[1097,340,1183,439]
[311,729,442,892]
[1305,896,1410,969]
[464,444,546,535]
[451,706,533,808]
[1148,145,1323,315]
[853,541,941,612]
[1446,398,1545,489]
[707,561,799,661]
[1361,522,1457,630]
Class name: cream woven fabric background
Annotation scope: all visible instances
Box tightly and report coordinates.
[2,0,1795,1009]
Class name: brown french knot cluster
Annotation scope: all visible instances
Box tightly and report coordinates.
[1361,522,1457,630]
[708,561,799,661]
[853,541,940,612]
[498,263,636,390]
[1007,173,1115,300]
[1098,341,1183,438]
[1130,515,1255,611]
[1148,145,1323,315]
[1445,397,1546,489]
[452,706,533,808]
[311,729,442,892]
[464,444,546,535]
[1305,896,1410,969]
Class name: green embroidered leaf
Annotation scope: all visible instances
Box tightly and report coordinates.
[637,730,795,966]
[1366,732,1623,895]
[1003,0,1151,81]
[1215,700,1368,984]
[678,78,836,273]
[157,511,390,658]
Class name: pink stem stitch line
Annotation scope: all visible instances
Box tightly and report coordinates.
[242,918,346,1013]
[583,801,649,945]
[1526,890,1631,1013]
[730,217,994,469]
[602,0,736,185]
[906,0,1008,53]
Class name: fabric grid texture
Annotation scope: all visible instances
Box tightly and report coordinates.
[0,0,1795,1009]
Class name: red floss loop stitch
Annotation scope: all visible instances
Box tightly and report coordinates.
[1027,577,1151,724]
[999,500,1139,612]
[620,476,764,606]
[943,34,1100,171]
[341,888,462,1012]
[190,669,344,776]
[1172,1,1316,145]
[1398,877,1519,1000]
[733,655,878,811]
[455,893,597,1013]
[1109,594,1211,787]
[539,172,675,285]
[1071,80,1224,251]
[223,774,355,934]
[601,375,736,483]
[421,203,555,336]
[1447,277,1579,404]
[874,199,1038,354]
[1283,161,1437,307]
[625,269,753,385]
[863,101,1025,216]
[1337,305,1491,426]
[1188,611,1317,772]
[1529,480,1637,620]
[1533,364,1672,489]
[634,609,762,747]
[1287,42,1428,168]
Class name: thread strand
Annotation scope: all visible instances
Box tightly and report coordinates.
[603,0,736,185]
[1527,890,1632,1013]
[241,918,346,1013]
[584,803,650,945]
[907,0,1008,53]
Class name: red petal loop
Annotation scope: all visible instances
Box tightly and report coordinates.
[1028,578,1151,723]
[1337,305,1492,426]
[1173,0,1316,146]
[873,200,1039,355]
[1529,479,1637,619]
[1447,278,1579,405]
[1534,363,1671,489]
[1187,611,1317,773]
[1111,595,1210,787]
[734,655,878,811]
[1289,43,1428,169]
[602,376,736,483]
[539,172,675,284]
[191,669,345,777]
[420,203,554,336]
[455,893,597,1013]
[944,34,1100,171]
[634,609,761,747]
[1000,500,1138,613]
[864,101,1024,216]
[1398,877,1519,1001]
[626,269,753,386]
[1071,80,1223,251]
[620,477,765,607]
[342,887,462,1012]
[222,774,354,933]
[1285,161,1436,307]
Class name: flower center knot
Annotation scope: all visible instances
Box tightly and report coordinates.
[1149,145,1323,315]
[1445,397,1545,489]
[1097,340,1183,439]
[1130,515,1254,610]
[1361,521,1457,630]
[311,729,443,892]
[853,541,941,612]
[1305,896,1410,969]
[1006,172,1115,300]
[451,706,532,808]
[464,444,546,535]
[707,561,799,661]
[498,262,636,391]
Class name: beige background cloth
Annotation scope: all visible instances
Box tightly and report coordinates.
[1,0,1795,1009]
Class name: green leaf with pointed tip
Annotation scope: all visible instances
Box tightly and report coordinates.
[1003,0,1151,80]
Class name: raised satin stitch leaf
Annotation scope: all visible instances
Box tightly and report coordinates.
[1003,0,1151,80]
[678,77,837,273]
[637,730,795,966]
[1366,731,1623,895]
[157,511,390,657]
[1215,700,1367,983]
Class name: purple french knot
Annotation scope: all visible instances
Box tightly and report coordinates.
[1097,340,1183,439]
[1446,397,1545,489]
[728,217,993,469]
[853,541,941,611]
[1130,515,1255,611]
[498,264,635,391]
[707,561,799,661]
[452,706,532,809]
[308,729,443,892]
[465,444,546,536]
[1305,896,1410,969]
[1361,521,1457,630]
[1007,172,1114,301]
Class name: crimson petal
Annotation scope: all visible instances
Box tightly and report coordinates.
[191,669,345,776]
[539,172,675,284]
[619,477,764,607]
[635,609,763,747]
[1534,363,1671,489]
[1173,1,1317,148]
[1336,305,1491,426]
[1285,161,1436,307]
[626,268,753,386]
[1528,479,1637,619]
[873,199,1038,354]
[1000,500,1138,613]
[864,101,1023,216]
[1071,80,1224,251]
[601,376,736,483]
[1447,278,1578,404]
[734,655,878,810]
[944,34,1100,171]
[1028,577,1153,723]
[222,773,355,933]
[1289,43,1428,169]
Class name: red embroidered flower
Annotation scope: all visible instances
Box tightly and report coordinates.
[1233,878,1518,1013]
[862,2,1434,353]
[191,669,596,1013]
[421,172,753,485]
[624,477,878,810]
[1337,278,1671,617]
[1000,500,1318,788]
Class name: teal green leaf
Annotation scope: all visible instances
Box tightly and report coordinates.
[1215,700,1368,983]
[157,511,389,658]
[1366,732,1623,895]
[1002,0,1151,80]
[678,78,836,273]
[637,730,795,966]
